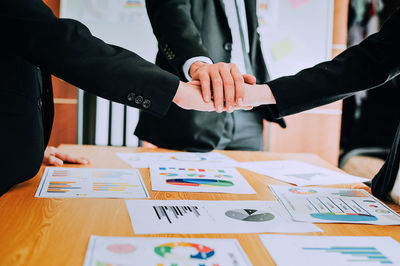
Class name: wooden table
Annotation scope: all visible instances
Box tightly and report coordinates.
[1,145,399,266]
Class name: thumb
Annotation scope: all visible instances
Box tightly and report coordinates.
[243,74,256,85]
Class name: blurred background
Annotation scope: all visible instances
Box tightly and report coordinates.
[43,0,400,178]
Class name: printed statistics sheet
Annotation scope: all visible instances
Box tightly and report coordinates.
[117,152,238,168]
[84,235,251,266]
[269,185,400,225]
[35,167,149,198]
[150,163,256,194]
[239,160,368,186]
[260,235,400,266]
[125,200,320,234]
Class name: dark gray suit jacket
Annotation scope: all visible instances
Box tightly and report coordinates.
[135,0,285,151]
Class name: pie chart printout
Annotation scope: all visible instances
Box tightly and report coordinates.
[154,242,215,260]
[225,209,275,222]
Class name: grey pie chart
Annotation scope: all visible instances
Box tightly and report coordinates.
[225,209,275,222]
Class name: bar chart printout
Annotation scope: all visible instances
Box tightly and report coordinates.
[260,235,400,266]
[269,185,400,225]
[125,200,321,234]
[83,235,251,266]
[35,167,149,198]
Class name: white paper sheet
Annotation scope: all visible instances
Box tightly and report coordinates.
[240,160,369,186]
[117,152,239,168]
[260,235,400,266]
[150,163,256,194]
[269,185,400,225]
[125,200,321,234]
[35,167,149,198]
[83,235,251,266]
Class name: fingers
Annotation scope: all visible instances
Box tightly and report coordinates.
[45,155,64,166]
[210,65,224,112]
[186,62,256,112]
[199,71,211,103]
[54,151,90,165]
[243,74,257,85]
[230,65,245,106]
[219,63,235,112]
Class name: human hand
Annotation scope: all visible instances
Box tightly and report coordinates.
[242,83,276,107]
[190,62,256,113]
[173,81,216,111]
[43,146,90,166]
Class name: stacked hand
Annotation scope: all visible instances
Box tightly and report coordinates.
[173,62,276,112]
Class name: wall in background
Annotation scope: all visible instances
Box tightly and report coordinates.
[264,0,349,166]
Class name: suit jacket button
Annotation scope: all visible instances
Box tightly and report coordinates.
[135,95,144,104]
[38,99,43,109]
[224,42,232,51]
[142,99,151,108]
[127,92,136,101]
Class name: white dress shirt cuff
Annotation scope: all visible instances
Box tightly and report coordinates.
[182,56,213,81]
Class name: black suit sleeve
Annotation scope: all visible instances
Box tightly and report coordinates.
[1,0,180,117]
[145,0,211,77]
[266,8,400,118]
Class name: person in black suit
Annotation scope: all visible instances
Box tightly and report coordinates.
[0,0,220,196]
[241,8,400,203]
[135,0,285,152]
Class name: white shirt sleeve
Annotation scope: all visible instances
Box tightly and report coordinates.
[182,56,213,81]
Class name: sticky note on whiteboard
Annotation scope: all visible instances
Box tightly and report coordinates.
[270,38,294,61]
[288,0,309,9]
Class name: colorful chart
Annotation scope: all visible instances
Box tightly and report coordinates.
[303,246,393,264]
[154,242,215,260]
[95,261,118,266]
[289,188,317,195]
[92,171,133,178]
[310,213,378,222]
[159,167,225,173]
[225,209,275,222]
[187,174,206,178]
[215,174,233,178]
[166,179,234,187]
[51,170,84,178]
[331,190,367,197]
[107,244,136,254]
[170,155,207,162]
[160,173,179,177]
[47,181,81,193]
[124,0,143,8]
[92,182,138,192]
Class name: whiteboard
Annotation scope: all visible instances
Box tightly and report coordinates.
[257,0,334,79]
[60,0,157,62]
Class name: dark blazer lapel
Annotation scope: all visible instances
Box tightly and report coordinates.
[244,0,258,51]
[214,0,232,35]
